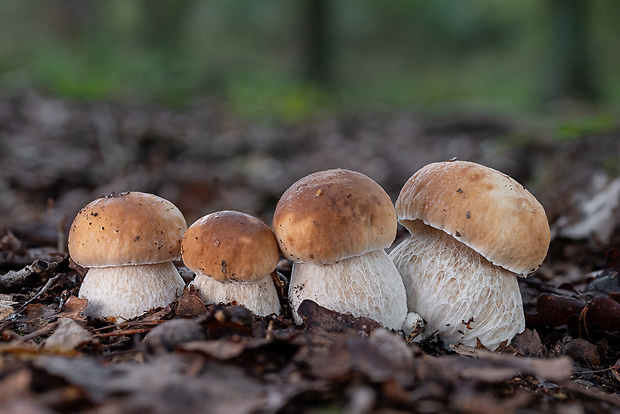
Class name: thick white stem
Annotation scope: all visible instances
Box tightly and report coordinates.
[389,225,525,350]
[79,261,185,321]
[190,273,280,317]
[289,249,408,330]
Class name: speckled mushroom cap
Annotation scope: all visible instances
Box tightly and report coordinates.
[68,192,187,267]
[395,160,550,276]
[273,169,397,265]
[181,210,280,283]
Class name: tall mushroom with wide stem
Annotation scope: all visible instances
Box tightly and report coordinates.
[182,210,281,317]
[389,160,551,350]
[273,168,410,331]
[68,192,187,321]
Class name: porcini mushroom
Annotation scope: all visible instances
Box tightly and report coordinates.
[68,192,187,320]
[389,160,551,350]
[181,210,281,317]
[273,169,409,330]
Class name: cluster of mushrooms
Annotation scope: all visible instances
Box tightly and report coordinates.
[68,160,551,350]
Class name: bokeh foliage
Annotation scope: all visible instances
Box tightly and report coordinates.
[0,0,619,122]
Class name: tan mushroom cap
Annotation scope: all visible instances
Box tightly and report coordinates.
[395,160,550,276]
[273,169,397,265]
[181,210,280,283]
[68,192,187,267]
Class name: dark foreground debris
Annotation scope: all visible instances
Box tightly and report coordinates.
[1,237,620,413]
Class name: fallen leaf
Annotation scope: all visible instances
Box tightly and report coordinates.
[143,319,206,355]
[174,292,207,318]
[43,318,94,353]
[297,300,381,335]
[422,348,572,384]
[559,175,620,244]
[511,329,545,357]
[580,296,620,331]
[178,339,249,360]
[560,338,601,367]
[525,293,585,326]
[54,296,87,321]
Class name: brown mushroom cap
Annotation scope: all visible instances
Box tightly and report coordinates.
[181,210,280,283]
[68,192,187,267]
[273,169,397,265]
[395,160,550,276]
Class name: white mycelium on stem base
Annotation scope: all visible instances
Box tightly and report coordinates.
[273,169,411,331]
[182,211,281,317]
[390,161,551,350]
[68,192,187,321]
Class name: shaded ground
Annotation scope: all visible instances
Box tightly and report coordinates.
[1,91,620,413]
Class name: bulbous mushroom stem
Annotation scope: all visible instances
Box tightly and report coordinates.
[79,261,185,321]
[289,249,408,330]
[389,224,525,350]
[190,273,281,317]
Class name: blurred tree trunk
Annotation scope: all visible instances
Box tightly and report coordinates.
[140,0,195,56]
[301,0,333,87]
[47,0,101,40]
[544,0,599,103]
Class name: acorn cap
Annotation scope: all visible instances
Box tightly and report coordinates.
[395,160,550,276]
[181,210,280,283]
[68,192,187,267]
[273,169,397,265]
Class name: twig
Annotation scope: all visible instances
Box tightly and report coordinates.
[0,259,58,291]
[92,320,167,333]
[571,367,614,376]
[94,328,154,338]
[6,273,62,322]
[15,321,59,343]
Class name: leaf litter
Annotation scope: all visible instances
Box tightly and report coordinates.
[1,92,620,412]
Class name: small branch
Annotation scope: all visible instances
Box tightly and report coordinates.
[0,259,60,292]
[15,321,59,343]
[94,328,155,338]
[92,320,166,333]
[4,274,62,324]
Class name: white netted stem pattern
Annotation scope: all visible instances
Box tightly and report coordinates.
[389,224,525,350]
[289,249,408,330]
[79,261,185,321]
[190,273,280,317]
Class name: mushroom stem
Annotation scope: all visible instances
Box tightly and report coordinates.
[289,249,408,330]
[79,261,185,321]
[190,273,281,317]
[389,223,525,350]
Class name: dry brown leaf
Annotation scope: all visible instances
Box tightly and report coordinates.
[43,318,94,353]
[54,296,87,321]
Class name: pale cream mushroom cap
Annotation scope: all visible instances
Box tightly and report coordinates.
[395,160,550,276]
[68,191,187,267]
[273,169,397,265]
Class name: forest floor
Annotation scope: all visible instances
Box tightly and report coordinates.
[1,91,620,413]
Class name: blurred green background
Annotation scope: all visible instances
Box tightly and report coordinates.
[1,0,619,124]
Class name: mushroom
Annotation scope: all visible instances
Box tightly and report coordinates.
[181,210,281,317]
[389,160,551,350]
[273,169,409,330]
[68,191,187,320]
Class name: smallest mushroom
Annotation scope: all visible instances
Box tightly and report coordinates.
[181,210,281,317]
